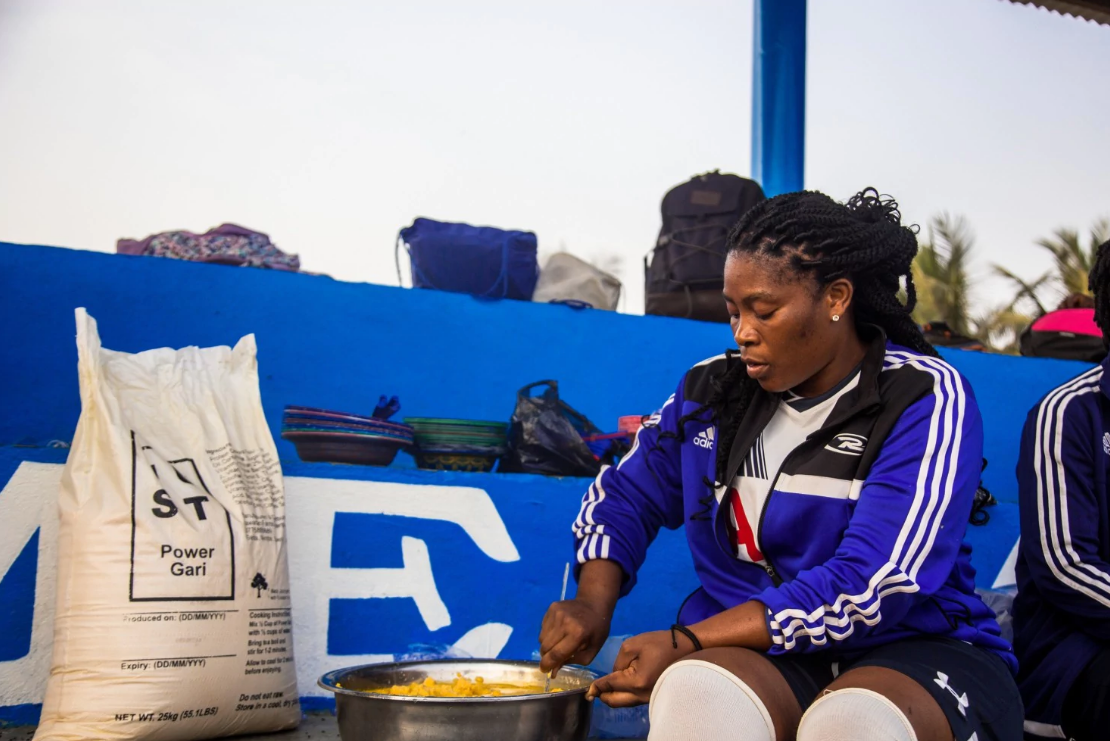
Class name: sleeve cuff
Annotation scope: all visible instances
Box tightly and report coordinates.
[754,587,793,651]
[574,534,638,595]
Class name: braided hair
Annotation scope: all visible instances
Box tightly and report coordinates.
[1088,238,1110,339]
[666,188,935,520]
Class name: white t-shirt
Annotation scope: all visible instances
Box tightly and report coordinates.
[727,371,861,564]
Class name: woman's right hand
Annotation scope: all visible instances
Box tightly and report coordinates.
[537,559,623,677]
[538,598,611,676]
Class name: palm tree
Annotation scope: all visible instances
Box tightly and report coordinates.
[976,268,1049,354]
[910,213,1047,354]
[980,220,1108,353]
[911,214,975,336]
[1036,219,1110,300]
[991,266,1051,317]
[974,305,1033,355]
[990,219,1108,323]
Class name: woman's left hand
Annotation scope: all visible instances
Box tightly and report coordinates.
[587,630,697,707]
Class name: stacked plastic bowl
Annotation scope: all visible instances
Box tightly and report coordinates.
[282,405,415,466]
[404,417,508,473]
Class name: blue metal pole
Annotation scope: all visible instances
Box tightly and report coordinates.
[751,0,807,196]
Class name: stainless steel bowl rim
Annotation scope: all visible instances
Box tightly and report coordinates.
[318,658,600,704]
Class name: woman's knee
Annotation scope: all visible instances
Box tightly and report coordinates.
[796,687,919,741]
[647,648,801,741]
[796,666,951,741]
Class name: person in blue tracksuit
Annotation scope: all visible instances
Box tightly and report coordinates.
[1014,239,1110,741]
[538,189,1021,741]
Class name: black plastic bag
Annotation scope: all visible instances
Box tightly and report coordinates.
[501,381,603,477]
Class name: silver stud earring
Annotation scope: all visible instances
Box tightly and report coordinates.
[832,315,841,322]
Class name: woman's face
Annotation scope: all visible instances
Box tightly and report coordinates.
[722,251,854,395]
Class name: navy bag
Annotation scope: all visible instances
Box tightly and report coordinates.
[396,218,539,300]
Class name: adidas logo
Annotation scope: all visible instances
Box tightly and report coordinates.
[694,427,715,450]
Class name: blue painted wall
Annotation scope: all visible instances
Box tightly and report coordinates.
[0,241,1089,500]
[0,241,1094,722]
[0,242,728,454]
[0,447,695,679]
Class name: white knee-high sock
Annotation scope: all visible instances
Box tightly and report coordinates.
[797,687,918,741]
[647,659,776,741]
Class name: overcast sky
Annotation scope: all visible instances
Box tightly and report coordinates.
[1,0,1107,315]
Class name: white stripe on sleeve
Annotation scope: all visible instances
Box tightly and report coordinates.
[1034,367,1110,607]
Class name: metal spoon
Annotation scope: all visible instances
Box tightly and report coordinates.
[544,562,571,693]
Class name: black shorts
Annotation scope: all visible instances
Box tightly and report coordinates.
[1060,647,1110,741]
[766,637,1023,741]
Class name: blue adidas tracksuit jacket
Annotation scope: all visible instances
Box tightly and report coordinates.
[573,331,1015,670]
[1014,354,1110,737]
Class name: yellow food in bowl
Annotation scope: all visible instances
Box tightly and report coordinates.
[369,674,564,698]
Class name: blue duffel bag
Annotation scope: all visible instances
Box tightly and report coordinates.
[396,218,539,300]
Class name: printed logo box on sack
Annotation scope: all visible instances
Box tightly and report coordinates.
[34,309,299,741]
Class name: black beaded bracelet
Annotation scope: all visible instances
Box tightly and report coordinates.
[670,623,703,652]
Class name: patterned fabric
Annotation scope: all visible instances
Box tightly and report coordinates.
[117,223,300,271]
[741,436,767,479]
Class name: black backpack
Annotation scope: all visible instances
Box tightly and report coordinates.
[921,322,986,351]
[1019,309,1107,363]
[645,171,765,323]
[1021,329,1106,363]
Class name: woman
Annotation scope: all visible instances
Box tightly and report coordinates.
[538,189,1021,741]
[1013,239,1110,741]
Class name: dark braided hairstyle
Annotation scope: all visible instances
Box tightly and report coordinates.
[710,188,935,483]
[1088,238,1110,339]
[662,188,939,520]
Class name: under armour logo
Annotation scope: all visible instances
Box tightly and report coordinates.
[933,671,969,717]
[1103,432,1110,456]
[825,433,867,456]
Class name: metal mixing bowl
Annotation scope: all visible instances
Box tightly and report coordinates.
[318,659,601,741]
